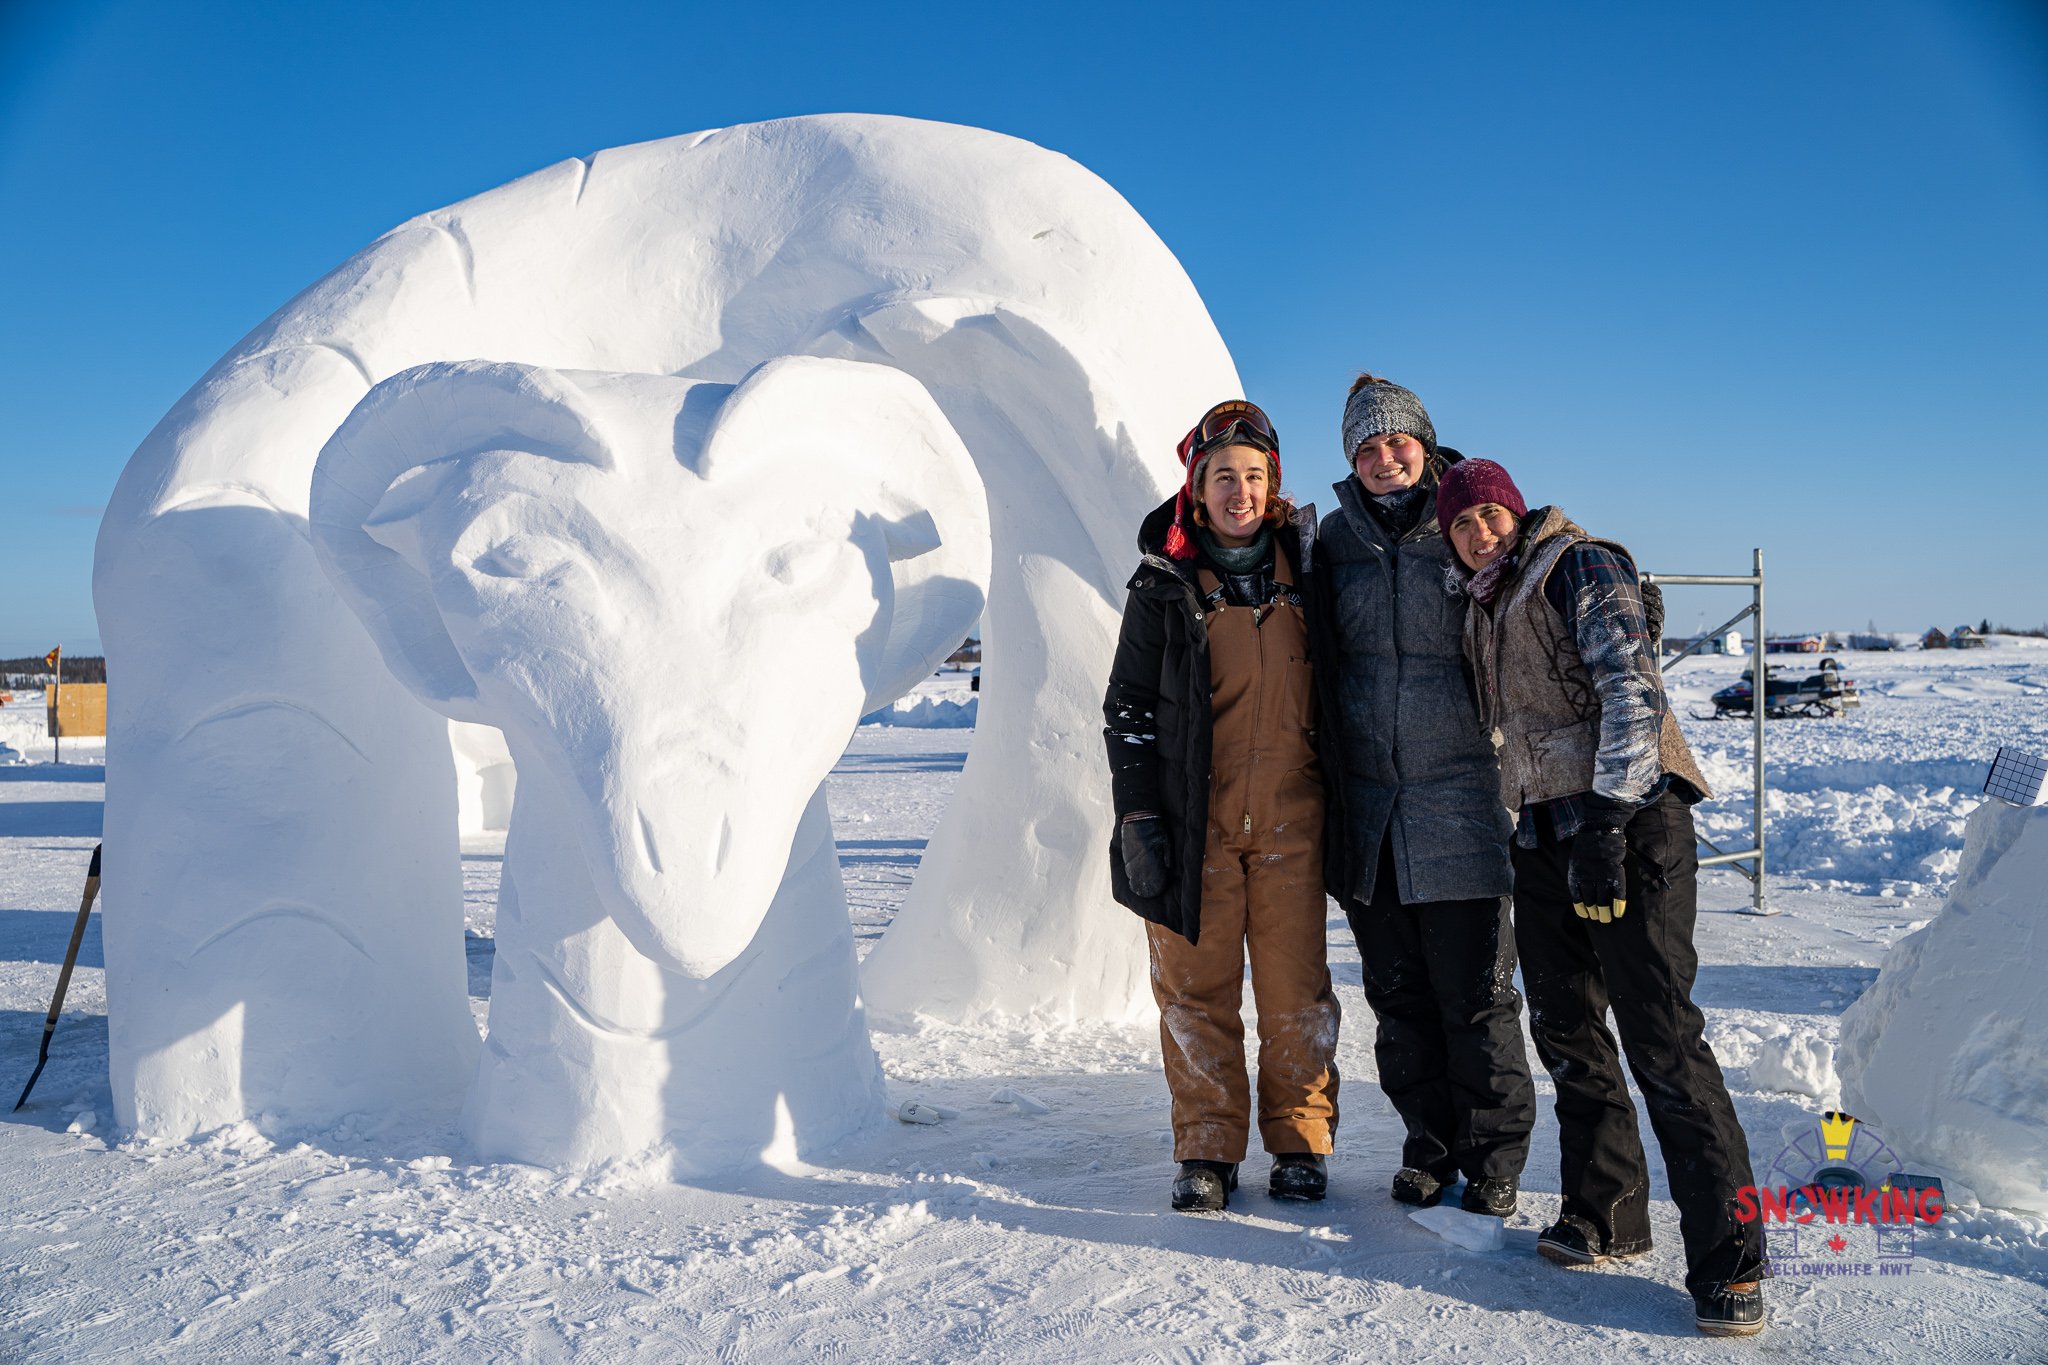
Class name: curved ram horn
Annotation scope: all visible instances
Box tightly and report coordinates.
[310,361,615,717]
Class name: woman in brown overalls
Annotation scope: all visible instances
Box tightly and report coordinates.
[1103,400,1341,1212]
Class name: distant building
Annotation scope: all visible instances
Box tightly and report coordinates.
[1765,635,1823,654]
[1921,628,1948,650]
[1950,625,1986,649]
[1665,630,1742,657]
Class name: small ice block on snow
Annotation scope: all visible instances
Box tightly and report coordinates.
[1984,748,2048,807]
[1408,1204,1506,1251]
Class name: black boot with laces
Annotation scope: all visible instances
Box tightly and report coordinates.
[1171,1160,1238,1213]
[1390,1166,1446,1208]
[1694,1280,1766,1337]
[1536,1214,1653,1267]
[1460,1176,1518,1218]
[1268,1154,1327,1202]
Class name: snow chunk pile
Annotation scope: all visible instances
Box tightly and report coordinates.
[862,696,978,729]
[1748,1028,1839,1103]
[1839,799,2048,1214]
[1409,1204,1505,1252]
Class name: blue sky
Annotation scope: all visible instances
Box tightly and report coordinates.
[2,0,2043,654]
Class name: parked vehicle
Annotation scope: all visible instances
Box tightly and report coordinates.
[1698,657,1860,720]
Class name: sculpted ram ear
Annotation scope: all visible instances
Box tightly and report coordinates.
[310,360,615,719]
[698,355,992,712]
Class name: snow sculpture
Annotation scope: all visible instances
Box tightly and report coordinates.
[95,113,1238,1144]
[312,356,988,1169]
[450,722,514,835]
[1838,800,2048,1214]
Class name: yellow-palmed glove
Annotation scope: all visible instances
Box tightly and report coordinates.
[1568,795,1636,924]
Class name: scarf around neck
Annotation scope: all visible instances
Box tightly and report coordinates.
[1466,551,1518,605]
[1444,547,1519,605]
[1196,524,1274,573]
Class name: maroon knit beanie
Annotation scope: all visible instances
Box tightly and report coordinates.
[1435,458,1528,538]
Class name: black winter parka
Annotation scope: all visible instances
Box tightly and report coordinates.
[1102,496,1318,943]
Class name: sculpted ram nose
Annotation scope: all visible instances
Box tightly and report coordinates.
[633,805,666,875]
[581,758,801,981]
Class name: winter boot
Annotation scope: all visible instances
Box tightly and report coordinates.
[1536,1215,1653,1267]
[1390,1166,1446,1208]
[1694,1281,1766,1337]
[1268,1154,1327,1202]
[1460,1176,1518,1218]
[1171,1160,1238,1213]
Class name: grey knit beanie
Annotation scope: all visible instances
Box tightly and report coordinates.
[1341,378,1437,459]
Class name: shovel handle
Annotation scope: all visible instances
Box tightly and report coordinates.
[14,844,103,1111]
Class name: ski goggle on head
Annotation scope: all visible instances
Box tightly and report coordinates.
[1193,400,1279,456]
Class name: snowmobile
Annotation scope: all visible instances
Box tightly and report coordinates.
[1697,656,1861,720]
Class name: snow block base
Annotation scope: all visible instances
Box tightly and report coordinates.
[1838,800,2048,1214]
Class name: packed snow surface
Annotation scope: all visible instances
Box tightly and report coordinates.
[6,652,2048,1359]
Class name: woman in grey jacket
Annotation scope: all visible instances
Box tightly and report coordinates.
[1312,376,1534,1217]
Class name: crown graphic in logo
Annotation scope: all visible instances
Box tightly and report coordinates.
[1821,1110,1858,1162]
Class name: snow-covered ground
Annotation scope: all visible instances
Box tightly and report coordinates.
[4,653,2047,1361]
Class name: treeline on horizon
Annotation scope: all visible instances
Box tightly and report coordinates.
[1,657,108,685]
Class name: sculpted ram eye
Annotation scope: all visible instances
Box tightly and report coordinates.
[470,536,577,580]
[765,540,842,588]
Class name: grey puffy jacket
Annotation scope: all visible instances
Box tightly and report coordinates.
[1313,462,1512,907]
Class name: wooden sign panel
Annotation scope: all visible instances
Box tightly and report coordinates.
[46,683,108,738]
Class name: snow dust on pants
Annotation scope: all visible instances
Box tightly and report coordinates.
[1147,568,1339,1163]
[1512,790,1767,1296]
[1345,839,1535,1184]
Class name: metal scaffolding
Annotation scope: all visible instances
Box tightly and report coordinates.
[1645,549,1774,916]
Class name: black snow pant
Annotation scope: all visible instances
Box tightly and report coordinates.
[1512,789,1768,1297]
[1345,841,1535,1184]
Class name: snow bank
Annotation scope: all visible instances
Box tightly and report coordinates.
[1748,1028,1839,1103]
[862,696,978,729]
[0,696,71,765]
[1838,799,2048,1214]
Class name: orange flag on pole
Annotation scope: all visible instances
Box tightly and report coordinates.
[44,647,59,669]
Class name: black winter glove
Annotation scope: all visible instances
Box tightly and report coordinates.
[1120,814,1171,899]
[1567,794,1637,924]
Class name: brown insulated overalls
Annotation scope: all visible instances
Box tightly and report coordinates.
[1146,553,1341,1160]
